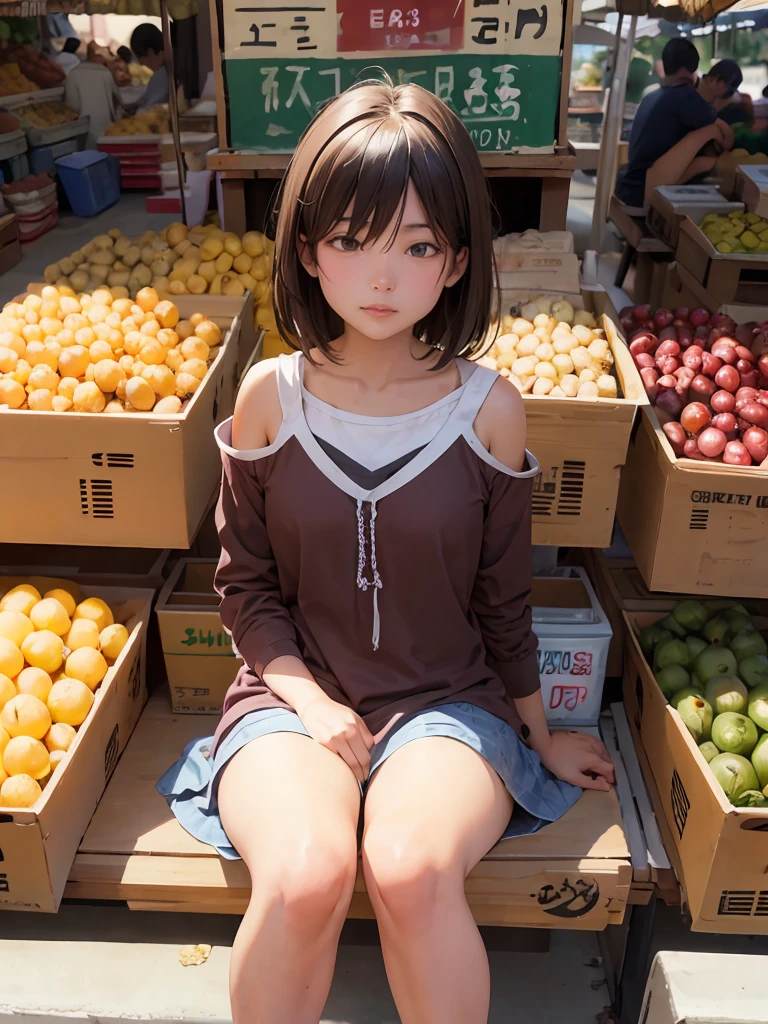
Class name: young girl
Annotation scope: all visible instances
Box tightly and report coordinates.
[159,78,615,1024]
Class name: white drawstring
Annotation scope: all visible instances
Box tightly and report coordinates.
[356,498,383,650]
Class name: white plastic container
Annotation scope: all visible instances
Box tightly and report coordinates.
[532,566,612,726]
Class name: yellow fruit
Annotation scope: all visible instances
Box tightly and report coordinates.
[198,261,216,284]
[0,378,24,408]
[155,300,179,329]
[223,233,243,257]
[126,376,156,410]
[47,679,94,727]
[209,274,223,296]
[169,281,187,296]
[0,637,24,678]
[153,395,182,414]
[136,287,160,313]
[195,320,221,346]
[0,610,34,648]
[3,736,49,780]
[200,237,224,262]
[21,630,63,674]
[49,749,67,771]
[16,667,52,702]
[0,584,41,616]
[175,371,202,397]
[73,597,114,633]
[1,693,51,740]
[65,647,108,691]
[0,674,15,711]
[43,588,78,618]
[28,389,54,412]
[164,347,184,372]
[45,722,76,753]
[239,273,258,293]
[94,359,125,393]
[176,320,193,340]
[180,336,210,362]
[142,364,176,398]
[251,255,268,281]
[187,275,207,295]
[232,252,252,275]
[167,223,188,248]
[189,313,206,329]
[0,774,42,807]
[180,358,207,381]
[73,381,106,413]
[30,598,71,637]
[242,232,265,258]
[214,252,234,274]
[65,618,100,651]
[0,724,8,758]
[139,339,165,365]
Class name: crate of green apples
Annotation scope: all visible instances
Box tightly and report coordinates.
[639,599,768,807]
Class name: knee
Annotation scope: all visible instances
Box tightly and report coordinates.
[253,844,356,935]
[363,832,456,926]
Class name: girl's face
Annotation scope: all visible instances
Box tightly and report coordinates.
[300,182,467,342]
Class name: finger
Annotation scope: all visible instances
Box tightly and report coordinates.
[587,735,612,762]
[357,717,377,750]
[588,756,616,783]
[348,730,372,778]
[337,739,366,784]
[578,772,612,792]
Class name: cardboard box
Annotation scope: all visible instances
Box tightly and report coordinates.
[640,951,768,1023]
[0,545,169,590]
[676,214,768,306]
[663,261,768,323]
[735,164,768,219]
[622,608,768,934]
[156,558,238,713]
[648,186,739,249]
[0,577,151,912]
[0,295,255,550]
[525,293,648,548]
[496,253,581,295]
[618,405,768,597]
[531,568,612,726]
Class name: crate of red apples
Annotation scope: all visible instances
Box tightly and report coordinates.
[620,303,768,468]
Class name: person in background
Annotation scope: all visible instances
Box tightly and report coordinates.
[130,24,168,109]
[617,42,740,207]
[52,36,81,75]
[117,45,133,65]
[65,52,122,149]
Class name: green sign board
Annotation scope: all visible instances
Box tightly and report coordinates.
[225,54,561,154]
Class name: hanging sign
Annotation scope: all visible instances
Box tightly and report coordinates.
[222,1,565,153]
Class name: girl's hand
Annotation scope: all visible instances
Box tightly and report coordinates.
[538,731,615,792]
[298,695,375,784]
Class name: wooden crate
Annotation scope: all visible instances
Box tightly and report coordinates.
[66,694,632,930]
[676,216,768,306]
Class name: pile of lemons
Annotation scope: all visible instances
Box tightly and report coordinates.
[0,583,129,809]
[0,286,223,414]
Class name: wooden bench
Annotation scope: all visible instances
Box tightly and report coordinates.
[66,695,635,931]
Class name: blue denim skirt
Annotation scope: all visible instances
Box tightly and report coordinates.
[157,701,582,860]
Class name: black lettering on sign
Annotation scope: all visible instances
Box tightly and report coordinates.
[690,490,753,506]
[670,770,690,839]
[758,496,768,509]
[0,874,7,893]
[128,656,141,701]
[718,890,768,917]
[104,725,119,782]
[530,877,600,918]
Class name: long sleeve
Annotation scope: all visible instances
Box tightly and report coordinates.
[214,450,301,676]
[471,470,540,700]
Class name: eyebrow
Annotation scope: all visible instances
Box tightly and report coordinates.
[337,217,433,230]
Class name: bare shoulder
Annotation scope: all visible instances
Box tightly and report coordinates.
[473,374,527,473]
[232,357,283,449]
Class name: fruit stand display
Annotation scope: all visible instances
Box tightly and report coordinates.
[207,0,577,236]
[623,600,768,933]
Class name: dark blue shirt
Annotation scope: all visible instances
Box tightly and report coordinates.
[617,82,716,207]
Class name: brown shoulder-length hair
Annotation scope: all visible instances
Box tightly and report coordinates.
[270,78,496,368]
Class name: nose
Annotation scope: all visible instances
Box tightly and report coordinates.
[369,258,396,293]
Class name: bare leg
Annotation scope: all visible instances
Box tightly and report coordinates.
[644,125,720,201]
[362,738,514,1024]
[218,732,360,1024]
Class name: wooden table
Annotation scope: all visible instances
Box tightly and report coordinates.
[608,194,674,308]
[66,693,633,931]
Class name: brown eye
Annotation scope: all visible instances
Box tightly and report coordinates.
[330,236,360,252]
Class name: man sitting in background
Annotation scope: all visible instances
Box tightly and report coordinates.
[130,24,168,110]
[617,41,740,207]
[52,37,81,74]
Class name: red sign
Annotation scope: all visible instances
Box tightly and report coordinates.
[337,3,465,53]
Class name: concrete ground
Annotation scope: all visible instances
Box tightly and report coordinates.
[1,905,612,1024]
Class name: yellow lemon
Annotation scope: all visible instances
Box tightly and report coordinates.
[0,610,34,647]
[47,679,94,727]
[65,619,100,651]
[44,722,76,753]
[30,598,71,637]
[1,693,52,740]
[0,584,41,616]
[73,597,114,633]
[65,647,108,691]
[16,667,53,703]
[3,736,50,779]
[49,749,67,772]
[0,673,16,711]
[0,724,9,759]
[99,623,130,662]
[0,637,24,679]
[21,630,63,674]
[43,588,78,618]
[0,774,42,807]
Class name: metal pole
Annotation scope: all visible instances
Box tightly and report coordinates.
[160,0,188,225]
[712,16,719,59]
[589,13,637,253]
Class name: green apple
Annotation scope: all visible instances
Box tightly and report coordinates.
[672,599,709,633]
[699,741,720,763]
[710,753,759,804]
[677,695,713,743]
[639,624,673,659]
[695,646,738,685]
[729,628,768,662]
[752,734,768,789]
[670,686,704,709]
[655,639,691,671]
[711,712,758,757]
[685,636,708,661]
[747,684,768,732]
[740,655,768,689]
[702,615,731,646]
[705,674,748,715]
[656,665,691,699]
